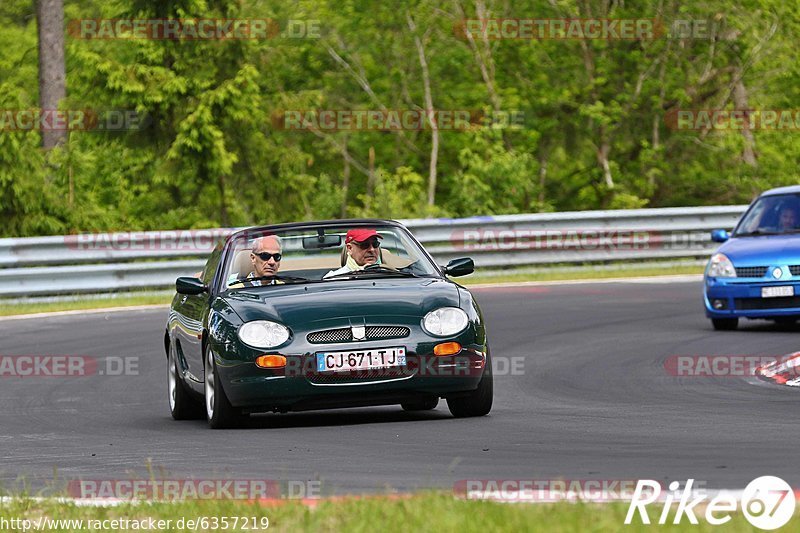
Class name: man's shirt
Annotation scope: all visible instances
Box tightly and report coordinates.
[227,272,282,287]
[323,254,381,279]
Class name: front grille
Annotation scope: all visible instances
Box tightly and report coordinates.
[307,328,350,344]
[735,296,800,310]
[735,266,768,278]
[307,326,410,344]
[790,265,800,276]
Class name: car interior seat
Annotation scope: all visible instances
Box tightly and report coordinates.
[233,249,254,279]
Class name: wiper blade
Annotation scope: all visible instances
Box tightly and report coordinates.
[325,266,419,279]
[229,274,309,286]
[735,230,776,237]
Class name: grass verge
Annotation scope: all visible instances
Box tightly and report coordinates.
[0,493,775,532]
[0,293,171,317]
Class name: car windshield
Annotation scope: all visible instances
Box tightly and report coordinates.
[734,193,800,236]
[221,223,440,289]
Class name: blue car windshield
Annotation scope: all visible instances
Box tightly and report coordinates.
[735,194,800,236]
[221,224,440,288]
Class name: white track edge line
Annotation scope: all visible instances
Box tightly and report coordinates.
[0,304,168,322]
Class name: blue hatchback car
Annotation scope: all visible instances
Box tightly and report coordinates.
[705,185,800,330]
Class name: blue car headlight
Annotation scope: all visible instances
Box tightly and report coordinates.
[238,321,290,348]
[707,253,736,278]
[423,307,469,336]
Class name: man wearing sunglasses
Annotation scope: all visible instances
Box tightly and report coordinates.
[228,235,283,287]
[250,235,283,281]
[323,228,383,278]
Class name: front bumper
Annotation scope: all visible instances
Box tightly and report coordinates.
[211,328,487,413]
[704,274,800,319]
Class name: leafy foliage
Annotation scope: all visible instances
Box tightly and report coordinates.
[1,0,798,236]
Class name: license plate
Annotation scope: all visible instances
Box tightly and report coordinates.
[316,347,406,372]
[762,286,794,298]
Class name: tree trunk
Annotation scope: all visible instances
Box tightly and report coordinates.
[455,0,512,149]
[733,72,757,167]
[36,0,66,149]
[407,13,438,207]
[340,140,351,218]
[365,147,376,212]
[537,150,548,211]
[596,131,614,189]
[68,164,74,207]
[217,171,229,226]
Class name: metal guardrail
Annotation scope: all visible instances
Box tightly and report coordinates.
[0,206,747,298]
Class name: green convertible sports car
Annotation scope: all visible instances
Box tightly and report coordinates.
[165,219,492,428]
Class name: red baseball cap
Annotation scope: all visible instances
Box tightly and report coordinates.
[345,228,383,243]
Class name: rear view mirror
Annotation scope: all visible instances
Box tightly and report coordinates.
[443,258,474,277]
[303,234,342,249]
[711,229,730,243]
[176,276,207,295]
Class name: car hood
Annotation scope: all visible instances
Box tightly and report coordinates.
[223,277,460,325]
[718,234,800,265]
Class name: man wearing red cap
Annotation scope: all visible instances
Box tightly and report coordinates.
[324,228,383,278]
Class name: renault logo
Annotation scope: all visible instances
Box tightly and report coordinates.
[351,325,366,341]
[772,267,783,279]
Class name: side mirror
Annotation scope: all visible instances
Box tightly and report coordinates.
[710,229,730,243]
[443,258,474,277]
[176,276,207,295]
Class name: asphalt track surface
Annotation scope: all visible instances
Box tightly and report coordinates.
[2,279,800,496]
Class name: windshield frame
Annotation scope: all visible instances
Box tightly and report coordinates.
[217,220,443,292]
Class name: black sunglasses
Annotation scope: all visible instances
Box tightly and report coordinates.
[253,251,282,262]
[354,238,381,250]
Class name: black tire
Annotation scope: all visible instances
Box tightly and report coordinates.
[168,342,204,420]
[712,318,739,331]
[401,395,439,411]
[204,345,248,429]
[447,354,493,418]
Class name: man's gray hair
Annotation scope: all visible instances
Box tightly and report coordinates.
[252,235,282,252]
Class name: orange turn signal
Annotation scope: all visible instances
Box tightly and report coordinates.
[255,355,287,368]
[433,342,461,356]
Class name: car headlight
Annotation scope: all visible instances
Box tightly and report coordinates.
[707,253,736,278]
[423,307,469,336]
[238,321,290,348]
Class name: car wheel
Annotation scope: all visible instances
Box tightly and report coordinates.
[447,353,493,418]
[205,345,247,429]
[712,318,738,331]
[168,342,204,420]
[401,395,439,411]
